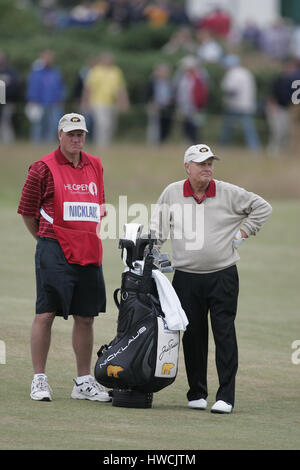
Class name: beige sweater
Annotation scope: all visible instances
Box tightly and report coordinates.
[150,179,272,273]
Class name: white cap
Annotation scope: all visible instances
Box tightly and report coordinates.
[58,113,88,133]
[184,144,219,164]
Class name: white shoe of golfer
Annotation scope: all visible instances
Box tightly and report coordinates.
[188,398,207,410]
[211,400,233,414]
[30,375,52,402]
[71,377,111,402]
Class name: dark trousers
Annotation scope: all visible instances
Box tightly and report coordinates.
[183,117,199,143]
[172,266,239,406]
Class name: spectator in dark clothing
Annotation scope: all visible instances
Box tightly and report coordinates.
[106,0,132,30]
[0,51,20,143]
[266,59,297,155]
[129,0,148,22]
[26,50,65,143]
[71,58,98,140]
[242,21,263,50]
[146,63,174,145]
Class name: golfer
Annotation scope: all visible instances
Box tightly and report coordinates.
[150,144,272,413]
[18,113,110,402]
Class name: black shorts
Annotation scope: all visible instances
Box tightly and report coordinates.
[35,237,106,319]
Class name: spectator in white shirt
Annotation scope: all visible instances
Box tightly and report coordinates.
[219,54,261,151]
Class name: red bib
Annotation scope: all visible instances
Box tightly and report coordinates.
[40,149,104,266]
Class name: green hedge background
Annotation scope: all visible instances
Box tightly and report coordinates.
[1,0,282,142]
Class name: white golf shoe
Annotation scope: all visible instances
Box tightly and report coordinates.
[211,400,233,414]
[71,376,111,402]
[30,375,52,402]
[188,398,207,410]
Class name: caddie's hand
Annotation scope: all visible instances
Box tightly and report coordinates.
[233,229,248,249]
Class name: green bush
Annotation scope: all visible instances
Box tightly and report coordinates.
[0,2,281,142]
[0,0,44,44]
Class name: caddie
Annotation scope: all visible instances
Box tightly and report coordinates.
[17,113,111,403]
[150,144,272,413]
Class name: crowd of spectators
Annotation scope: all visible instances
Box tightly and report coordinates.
[39,0,190,30]
[38,0,300,64]
[1,2,300,155]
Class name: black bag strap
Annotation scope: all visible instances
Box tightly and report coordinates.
[113,288,121,308]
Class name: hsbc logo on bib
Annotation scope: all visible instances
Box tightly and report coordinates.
[64,182,98,196]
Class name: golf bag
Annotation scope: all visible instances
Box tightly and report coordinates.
[94,225,180,399]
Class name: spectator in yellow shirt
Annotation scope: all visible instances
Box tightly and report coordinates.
[82,52,129,147]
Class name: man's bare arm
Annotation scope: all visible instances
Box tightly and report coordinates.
[22,216,39,240]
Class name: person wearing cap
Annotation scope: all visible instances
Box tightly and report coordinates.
[17,113,111,403]
[150,144,272,413]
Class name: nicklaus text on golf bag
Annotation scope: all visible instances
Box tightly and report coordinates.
[94,230,185,393]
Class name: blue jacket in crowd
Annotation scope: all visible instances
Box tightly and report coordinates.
[26,64,65,104]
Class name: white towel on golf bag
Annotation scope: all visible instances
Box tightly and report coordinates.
[125,262,188,332]
[151,269,189,332]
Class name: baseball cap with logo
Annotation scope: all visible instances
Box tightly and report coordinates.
[58,113,88,133]
[184,144,220,164]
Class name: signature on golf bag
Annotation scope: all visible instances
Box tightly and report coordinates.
[94,231,180,393]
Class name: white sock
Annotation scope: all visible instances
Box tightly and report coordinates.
[34,373,47,379]
[76,374,93,383]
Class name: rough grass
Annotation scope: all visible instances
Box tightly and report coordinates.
[0,142,299,451]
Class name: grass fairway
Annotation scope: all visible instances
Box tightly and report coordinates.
[0,142,299,451]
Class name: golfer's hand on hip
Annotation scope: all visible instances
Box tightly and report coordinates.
[233,229,248,249]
